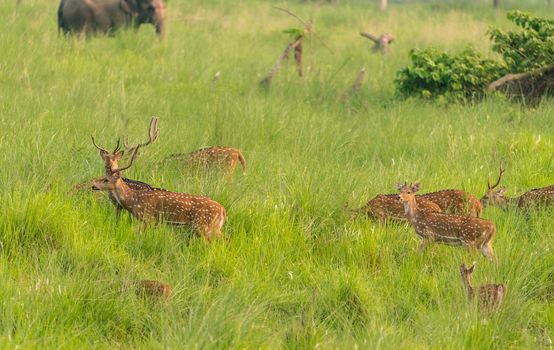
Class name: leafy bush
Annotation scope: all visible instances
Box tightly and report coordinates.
[395,48,506,101]
[395,11,554,101]
[489,11,554,73]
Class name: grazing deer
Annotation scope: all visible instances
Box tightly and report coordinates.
[421,189,483,218]
[92,146,226,241]
[397,182,496,259]
[481,161,554,209]
[136,280,173,300]
[166,146,246,177]
[355,194,442,223]
[91,117,160,215]
[460,262,506,312]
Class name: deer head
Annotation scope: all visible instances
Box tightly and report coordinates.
[92,145,141,191]
[481,161,507,208]
[396,182,421,216]
[91,117,158,175]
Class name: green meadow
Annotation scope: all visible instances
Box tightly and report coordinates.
[0,0,552,348]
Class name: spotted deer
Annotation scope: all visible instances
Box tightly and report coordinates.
[355,194,442,223]
[135,280,173,300]
[460,262,506,312]
[397,182,496,259]
[91,117,160,215]
[421,189,483,218]
[92,146,226,241]
[481,161,554,209]
[166,146,246,177]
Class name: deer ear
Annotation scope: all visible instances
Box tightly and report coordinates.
[412,182,420,193]
[99,149,109,158]
[499,187,507,195]
[395,182,404,191]
[468,262,475,274]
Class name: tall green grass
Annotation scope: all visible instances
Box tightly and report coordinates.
[0,0,552,348]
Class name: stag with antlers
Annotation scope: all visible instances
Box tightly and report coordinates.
[90,117,160,215]
[92,145,226,241]
[481,161,554,209]
[397,182,496,259]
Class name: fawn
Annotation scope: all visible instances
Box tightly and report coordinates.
[356,194,442,223]
[91,117,160,215]
[166,146,246,177]
[460,262,506,312]
[397,182,496,259]
[481,161,554,209]
[92,146,226,241]
[135,280,173,300]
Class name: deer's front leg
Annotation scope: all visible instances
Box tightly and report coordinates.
[418,238,431,254]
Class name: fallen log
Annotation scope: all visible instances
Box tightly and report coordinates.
[488,64,554,104]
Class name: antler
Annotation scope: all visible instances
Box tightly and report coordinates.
[112,145,141,173]
[91,136,121,153]
[488,161,505,190]
[124,116,159,152]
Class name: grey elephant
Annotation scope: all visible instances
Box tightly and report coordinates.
[58,0,165,37]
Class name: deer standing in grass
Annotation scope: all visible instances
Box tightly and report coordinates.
[460,262,506,312]
[92,146,226,241]
[91,117,160,216]
[481,161,554,209]
[397,182,496,259]
[166,146,246,177]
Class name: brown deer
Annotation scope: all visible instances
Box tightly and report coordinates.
[397,182,496,259]
[92,146,226,241]
[460,262,506,312]
[421,189,483,218]
[166,146,246,177]
[481,161,554,209]
[91,117,160,215]
[135,280,173,300]
[355,194,442,223]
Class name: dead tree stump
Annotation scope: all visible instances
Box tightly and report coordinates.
[260,37,304,88]
[488,64,554,104]
[360,32,394,55]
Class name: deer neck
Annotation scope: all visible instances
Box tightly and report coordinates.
[105,161,118,176]
[403,196,418,222]
[110,177,134,207]
[462,277,475,300]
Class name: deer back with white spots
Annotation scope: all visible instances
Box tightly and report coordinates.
[168,146,246,177]
[357,194,442,223]
[397,182,496,259]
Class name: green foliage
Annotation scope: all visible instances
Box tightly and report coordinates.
[395,48,507,101]
[283,27,304,39]
[396,11,554,101]
[489,11,554,73]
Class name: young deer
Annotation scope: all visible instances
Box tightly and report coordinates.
[92,146,226,241]
[481,161,554,209]
[135,280,173,300]
[166,146,246,177]
[91,117,160,215]
[460,262,506,312]
[397,182,496,259]
[356,194,442,223]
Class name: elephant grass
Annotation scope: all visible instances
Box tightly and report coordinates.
[0,0,553,348]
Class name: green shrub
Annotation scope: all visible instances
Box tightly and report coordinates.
[395,11,554,102]
[395,48,506,102]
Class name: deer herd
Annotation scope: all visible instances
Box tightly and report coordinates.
[80,117,554,310]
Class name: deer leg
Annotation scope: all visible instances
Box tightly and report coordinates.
[418,239,431,254]
[114,206,122,218]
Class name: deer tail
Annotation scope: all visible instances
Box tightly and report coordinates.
[237,152,246,175]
